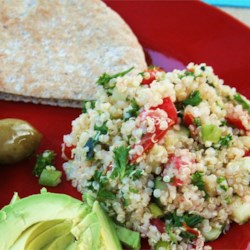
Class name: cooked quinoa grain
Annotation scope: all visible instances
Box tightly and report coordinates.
[62,64,250,249]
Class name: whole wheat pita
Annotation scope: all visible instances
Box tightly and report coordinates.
[0,0,146,107]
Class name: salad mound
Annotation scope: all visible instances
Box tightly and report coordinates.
[62,64,250,249]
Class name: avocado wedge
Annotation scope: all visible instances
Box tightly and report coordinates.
[26,220,72,250]
[46,232,75,250]
[93,201,122,250]
[10,220,63,250]
[0,192,140,250]
[0,192,90,250]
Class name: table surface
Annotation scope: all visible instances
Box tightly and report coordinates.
[219,7,250,27]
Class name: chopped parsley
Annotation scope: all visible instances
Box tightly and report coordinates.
[165,211,203,228]
[84,132,100,160]
[205,79,215,88]
[200,66,206,71]
[96,67,134,95]
[33,150,56,177]
[182,91,202,106]
[217,176,228,191]
[194,118,201,127]
[97,189,116,200]
[234,93,250,114]
[220,120,228,126]
[178,70,202,80]
[180,231,198,240]
[166,225,177,243]
[130,169,143,180]
[82,100,96,113]
[110,146,129,179]
[191,171,208,199]
[124,99,140,121]
[94,122,108,135]
[217,134,232,148]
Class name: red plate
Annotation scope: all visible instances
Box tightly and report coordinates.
[1,1,250,249]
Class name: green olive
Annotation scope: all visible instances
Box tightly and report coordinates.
[0,118,42,165]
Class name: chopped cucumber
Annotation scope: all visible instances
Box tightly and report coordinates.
[155,178,167,190]
[201,124,221,143]
[149,203,164,218]
[155,240,170,250]
[202,227,222,241]
[39,169,62,187]
[231,198,250,224]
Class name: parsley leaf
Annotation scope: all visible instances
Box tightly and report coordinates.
[220,120,228,126]
[178,70,202,80]
[110,146,129,179]
[166,211,203,228]
[33,150,56,177]
[234,93,250,114]
[166,225,177,243]
[130,169,143,180]
[82,100,96,113]
[217,176,228,191]
[84,132,100,160]
[124,99,140,121]
[191,171,208,199]
[97,189,116,200]
[94,122,108,135]
[217,134,232,148]
[180,231,198,240]
[206,79,215,88]
[184,214,203,228]
[194,118,201,127]
[182,91,202,106]
[96,67,134,94]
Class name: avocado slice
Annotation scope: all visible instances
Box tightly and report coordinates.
[46,232,75,250]
[72,211,101,250]
[93,201,122,250]
[10,220,63,250]
[26,220,72,250]
[0,192,90,250]
[114,224,141,250]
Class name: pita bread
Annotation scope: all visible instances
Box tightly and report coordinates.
[0,0,146,107]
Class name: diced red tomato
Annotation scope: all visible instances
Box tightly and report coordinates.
[183,112,194,127]
[244,150,250,157]
[107,163,113,171]
[141,67,164,85]
[130,120,174,163]
[225,115,248,130]
[62,144,75,160]
[225,107,250,131]
[164,153,195,187]
[130,97,177,163]
[152,97,178,124]
[150,218,166,233]
[183,222,200,237]
[172,176,183,187]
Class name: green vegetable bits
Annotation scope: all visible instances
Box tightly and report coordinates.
[201,124,221,144]
[39,169,62,187]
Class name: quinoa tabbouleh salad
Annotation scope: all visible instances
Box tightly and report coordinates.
[62,63,250,250]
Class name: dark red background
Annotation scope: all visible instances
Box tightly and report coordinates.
[1,1,250,249]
